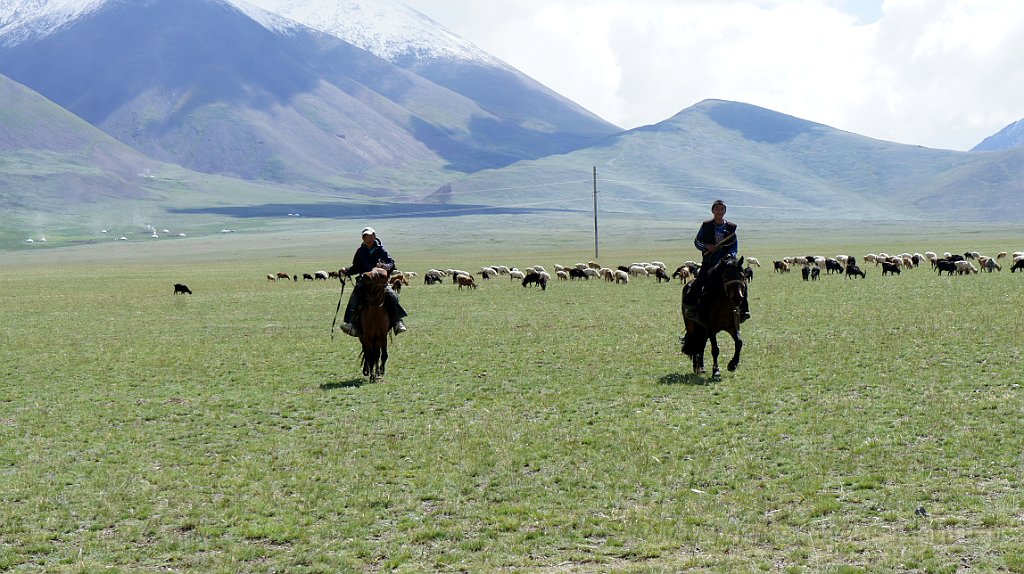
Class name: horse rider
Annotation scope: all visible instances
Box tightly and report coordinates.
[682,199,751,324]
[338,227,408,337]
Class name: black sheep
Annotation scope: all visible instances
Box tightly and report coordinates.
[173,283,192,295]
[522,272,548,290]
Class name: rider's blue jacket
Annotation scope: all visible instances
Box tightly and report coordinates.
[346,238,395,276]
[694,219,738,267]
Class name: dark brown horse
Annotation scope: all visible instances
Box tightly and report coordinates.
[359,268,391,382]
[682,256,747,378]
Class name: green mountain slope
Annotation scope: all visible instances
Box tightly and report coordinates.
[426,100,1024,222]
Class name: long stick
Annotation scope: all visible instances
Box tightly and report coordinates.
[330,276,347,340]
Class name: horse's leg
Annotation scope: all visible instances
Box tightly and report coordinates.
[709,333,721,378]
[361,342,371,377]
[379,341,388,378]
[727,328,743,372]
[369,344,381,381]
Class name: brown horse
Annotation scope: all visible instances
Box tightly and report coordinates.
[359,268,392,382]
[681,256,747,378]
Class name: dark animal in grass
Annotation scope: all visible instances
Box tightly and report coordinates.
[825,258,844,274]
[303,273,314,281]
[655,267,671,283]
[1011,259,1024,273]
[743,267,754,283]
[357,268,391,383]
[681,256,747,378]
[522,272,547,290]
[424,274,443,285]
[811,267,820,280]
[568,268,588,280]
[802,266,810,281]
[845,263,866,279]
[173,283,192,295]
[935,260,958,276]
[293,274,298,282]
[276,272,290,280]
[881,261,901,276]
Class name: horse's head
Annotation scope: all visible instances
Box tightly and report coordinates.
[717,256,747,308]
[363,267,390,287]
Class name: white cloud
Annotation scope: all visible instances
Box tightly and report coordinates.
[402,0,1024,150]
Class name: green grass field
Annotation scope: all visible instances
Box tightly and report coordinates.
[2,221,1023,573]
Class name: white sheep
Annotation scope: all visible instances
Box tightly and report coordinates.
[628,265,649,277]
[614,269,629,284]
[954,260,978,274]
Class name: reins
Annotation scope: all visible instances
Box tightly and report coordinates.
[330,275,348,340]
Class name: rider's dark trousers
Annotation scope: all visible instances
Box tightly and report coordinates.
[344,280,407,327]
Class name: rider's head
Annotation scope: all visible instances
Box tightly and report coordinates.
[361,227,376,247]
[711,200,726,220]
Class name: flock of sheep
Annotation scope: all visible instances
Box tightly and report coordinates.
[417,261,682,291]
[772,250,1024,278]
[259,249,1023,296]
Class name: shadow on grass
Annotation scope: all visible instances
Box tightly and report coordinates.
[320,378,365,390]
[658,373,718,386]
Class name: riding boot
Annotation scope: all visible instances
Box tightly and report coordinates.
[384,287,408,333]
[341,283,365,336]
[739,296,751,323]
[682,279,702,322]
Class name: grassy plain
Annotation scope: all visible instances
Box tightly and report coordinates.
[2,219,1023,573]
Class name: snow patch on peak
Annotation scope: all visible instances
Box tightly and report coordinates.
[243,0,507,68]
[0,0,109,46]
[226,0,301,35]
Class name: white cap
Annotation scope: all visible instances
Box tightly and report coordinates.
[361,227,375,236]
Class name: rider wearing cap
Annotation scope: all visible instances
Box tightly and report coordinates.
[338,227,408,337]
[683,200,750,323]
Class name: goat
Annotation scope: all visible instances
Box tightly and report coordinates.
[935,260,957,276]
[522,272,548,290]
[456,275,477,290]
[845,263,866,279]
[173,283,192,295]
[881,261,901,276]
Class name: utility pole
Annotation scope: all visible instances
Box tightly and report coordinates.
[593,166,599,259]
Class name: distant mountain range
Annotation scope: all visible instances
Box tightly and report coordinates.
[425,100,1024,222]
[972,119,1024,152]
[0,0,1022,242]
[0,0,618,190]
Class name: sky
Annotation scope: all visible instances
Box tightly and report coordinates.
[400,0,1024,151]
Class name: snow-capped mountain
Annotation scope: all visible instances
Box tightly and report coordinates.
[0,0,620,189]
[972,118,1024,151]
[0,0,106,46]
[241,0,505,67]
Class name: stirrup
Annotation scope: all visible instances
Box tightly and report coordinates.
[392,320,407,334]
[340,322,360,337]
[739,312,751,323]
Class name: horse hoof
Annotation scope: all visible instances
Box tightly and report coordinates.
[727,363,738,372]
[712,369,721,379]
